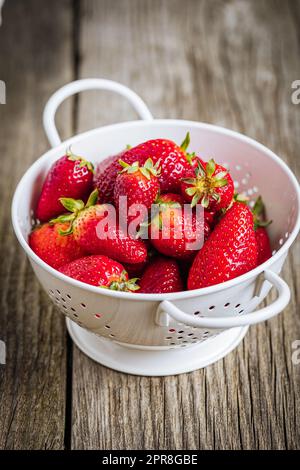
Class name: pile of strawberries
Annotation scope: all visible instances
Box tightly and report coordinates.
[29,135,272,293]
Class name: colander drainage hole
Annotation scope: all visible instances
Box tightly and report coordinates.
[61,298,66,303]
[169,328,176,333]
[104,325,111,329]
[208,305,215,310]
[224,302,230,308]
[71,307,76,312]
[66,294,71,299]
[81,303,86,308]
[187,333,193,336]
[194,311,200,316]
[94,313,102,318]
[165,336,172,340]
[238,310,244,315]
[235,304,241,308]
[109,333,115,338]
[177,336,183,339]
[56,290,61,295]
[49,290,54,295]
[178,330,184,334]
[73,313,78,318]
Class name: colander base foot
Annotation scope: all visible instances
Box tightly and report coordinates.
[66,319,249,376]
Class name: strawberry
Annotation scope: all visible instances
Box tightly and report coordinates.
[149,201,210,260]
[156,192,185,206]
[29,222,85,269]
[188,202,258,289]
[59,255,139,291]
[204,209,217,227]
[138,256,183,293]
[51,190,148,264]
[252,196,272,265]
[149,133,194,192]
[94,150,128,204]
[114,158,160,211]
[36,149,94,222]
[255,228,272,265]
[123,259,149,278]
[95,134,193,201]
[181,158,234,211]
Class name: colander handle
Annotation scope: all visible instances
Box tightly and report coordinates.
[43,78,153,147]
[157,270,291,329]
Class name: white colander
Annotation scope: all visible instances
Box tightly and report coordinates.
[11,79,300,376]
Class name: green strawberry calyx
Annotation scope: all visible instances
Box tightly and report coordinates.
[100,271,140,292]
[118,158,161,180]
[66,146,94,173]
[180,132,197,165]
[182,158,228,208]
[252,196,272,230]
[49,188,99,235]
[180,132,190,152]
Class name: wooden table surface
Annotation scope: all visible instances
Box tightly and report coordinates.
[0,0,299,450]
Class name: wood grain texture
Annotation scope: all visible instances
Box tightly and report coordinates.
[71,0,300,450]
[0,0,74,450]
[0,0,299,451]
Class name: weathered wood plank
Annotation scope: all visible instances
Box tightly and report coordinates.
[0,0,74,449]
[71,0,300,450]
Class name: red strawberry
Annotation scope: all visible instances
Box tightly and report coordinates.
[149,202,210,260]
[181,158,234,211]
[252,196,272,265]
[36,149,94,222]
[29,222,85,269]
[114,158,160,211]
[59,255,139,291]
[94,150,128,204]
[95,134,193,200]
[256,228,272,265]
[188,202,258,289]
[95,153,121,177]
[123,259,149,278]
[156,192,185,206]
[150,134,194,192]
[52,190,148,265]
[139,256,183,293]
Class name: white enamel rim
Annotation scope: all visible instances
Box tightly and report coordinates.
[12,119,300,302]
